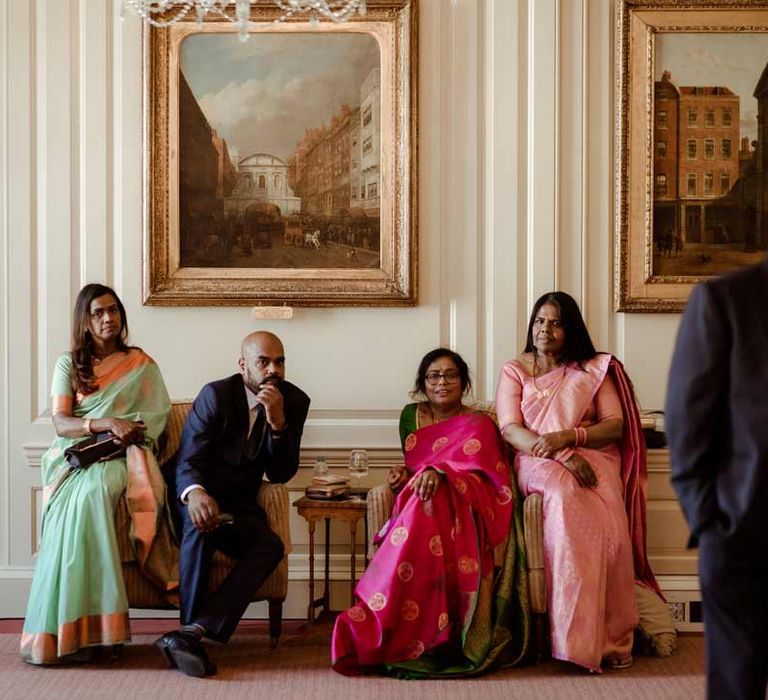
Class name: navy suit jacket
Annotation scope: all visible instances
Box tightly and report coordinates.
[666,258,768,547]
[171,374,310,506]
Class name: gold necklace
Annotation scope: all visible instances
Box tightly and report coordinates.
[531,355,562,399]
[428,404,465,424]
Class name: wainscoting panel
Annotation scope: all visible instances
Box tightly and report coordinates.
[0,0,698,619]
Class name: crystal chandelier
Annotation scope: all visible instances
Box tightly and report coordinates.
[120,1,367,38]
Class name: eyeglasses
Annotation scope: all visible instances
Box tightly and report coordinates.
[425,370,461,386]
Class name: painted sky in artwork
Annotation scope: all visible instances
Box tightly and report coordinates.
[655,33,768,142]
[180,32,380,163]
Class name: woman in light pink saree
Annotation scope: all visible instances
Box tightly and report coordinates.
[332,349,530,678]
[495,292,662,672]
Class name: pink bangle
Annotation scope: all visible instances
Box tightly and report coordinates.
[574,426,587,447]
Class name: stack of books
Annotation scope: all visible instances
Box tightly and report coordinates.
[305,473,351,500]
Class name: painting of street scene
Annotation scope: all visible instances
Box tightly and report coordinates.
[178,32,381,269]
[653,34,768,277]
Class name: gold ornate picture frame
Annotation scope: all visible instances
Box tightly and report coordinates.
[143,1,417,306]
[615,0,768,312]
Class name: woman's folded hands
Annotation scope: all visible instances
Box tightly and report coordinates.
[530,429,573,459]
[387,464,445,500]
[102,417,146,445]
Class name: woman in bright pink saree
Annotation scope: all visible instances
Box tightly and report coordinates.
[332,349,530,677]
[495,292,663,672]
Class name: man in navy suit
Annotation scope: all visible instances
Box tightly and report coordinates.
[156,331,310,677]
[666,259,768,700]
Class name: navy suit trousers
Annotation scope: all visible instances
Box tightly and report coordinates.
[178,499,284,642]
[698,529,768,700]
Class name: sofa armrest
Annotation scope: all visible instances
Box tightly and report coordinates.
[523,493,547,614]
[257,482,292,554]
[366,484,395,559]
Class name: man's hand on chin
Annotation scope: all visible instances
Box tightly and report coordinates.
[256,381,286,431]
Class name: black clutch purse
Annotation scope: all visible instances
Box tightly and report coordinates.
[64,431,126,470]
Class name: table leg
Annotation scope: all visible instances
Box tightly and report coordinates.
[308,520,316,623]
[349,519,358,606]
[324,517,331,615]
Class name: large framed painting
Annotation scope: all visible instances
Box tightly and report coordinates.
[616,0,768,312]
[143,1,417,306]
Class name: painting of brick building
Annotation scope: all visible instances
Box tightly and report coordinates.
[652,34,768,277]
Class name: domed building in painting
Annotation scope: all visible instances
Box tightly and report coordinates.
[225,153,301,217]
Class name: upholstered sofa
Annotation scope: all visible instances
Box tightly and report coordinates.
[114,401,291,647]
[366,404,677,660]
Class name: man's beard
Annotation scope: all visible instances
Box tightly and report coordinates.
[244,369,283,394]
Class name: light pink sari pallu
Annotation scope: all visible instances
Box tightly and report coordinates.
[332,413,513,674]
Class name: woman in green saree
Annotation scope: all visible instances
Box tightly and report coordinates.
[21,284,172,665]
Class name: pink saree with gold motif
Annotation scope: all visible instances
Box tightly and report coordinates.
[332,412,515,675]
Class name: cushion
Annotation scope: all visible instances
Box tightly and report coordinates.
[633,583,678,657]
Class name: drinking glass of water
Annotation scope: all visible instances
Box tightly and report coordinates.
[313,455,328,477]
[348,449,369,498]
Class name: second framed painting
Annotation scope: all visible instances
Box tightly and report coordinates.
[143,1,417,306]
[616,0,768,312]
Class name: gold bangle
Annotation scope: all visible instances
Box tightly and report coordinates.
[83,418,92,435]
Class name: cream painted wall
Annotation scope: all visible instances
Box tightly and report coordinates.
[0,0,693,617]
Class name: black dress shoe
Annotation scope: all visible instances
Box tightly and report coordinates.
[154,631,217,678]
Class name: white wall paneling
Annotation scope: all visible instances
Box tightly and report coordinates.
[8,0,39,575]
[483,0,522,394]
[526,0,558,300]
[0,0,693,616]
[437,0,481,381]
[583,0,614,352]
[78,0,112,286]
[556,0,582,301]
[0,0,9,569]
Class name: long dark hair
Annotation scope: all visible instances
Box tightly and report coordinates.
[410,347,472,398]
[524,291,597,364]
[71,283,131,395]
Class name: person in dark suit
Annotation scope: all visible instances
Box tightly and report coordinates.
[666,259,768,700]
[156,331,310,677]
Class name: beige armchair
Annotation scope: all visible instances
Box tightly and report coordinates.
[115,401,291,647]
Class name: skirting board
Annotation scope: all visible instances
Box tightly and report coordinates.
[0,567,702,631]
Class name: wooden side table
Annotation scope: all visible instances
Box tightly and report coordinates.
[293,495,368,622]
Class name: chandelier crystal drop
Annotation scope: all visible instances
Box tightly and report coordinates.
[120,1,367,40]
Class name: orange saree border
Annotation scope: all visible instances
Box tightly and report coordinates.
[53,349,154,407]
[20,612,130,665]
[124,445,179,595]
[92,349,153,391]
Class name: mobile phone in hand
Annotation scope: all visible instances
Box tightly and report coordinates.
[217,513,234,526]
